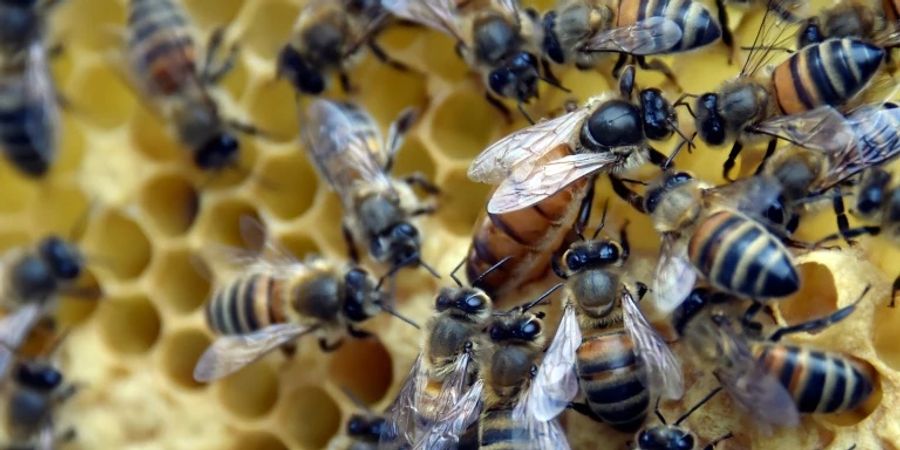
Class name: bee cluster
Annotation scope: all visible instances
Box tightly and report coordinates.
[0,0,897,449]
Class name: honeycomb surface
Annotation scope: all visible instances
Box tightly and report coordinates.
[0,0,896,449]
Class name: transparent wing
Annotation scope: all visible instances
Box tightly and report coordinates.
[493,0,520,17]
[512,388,571,450]
[622,290,683,400]
[381,355,427,447]
[581,17,683,55]
[652,235,696,316]
[37,423,54,450]
[528,303,581,421]
[413,379,484,450]
[0,303,44,379]
[703,175,784,218]
[382,0,465,41]
[23,41,58,165]
[193,323,313,382]
[302,99,392,208]
[487,152,617,214]
[468,107,591,184]
[753,106,855,153]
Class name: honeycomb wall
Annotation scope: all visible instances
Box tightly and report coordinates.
[0,0,896,449]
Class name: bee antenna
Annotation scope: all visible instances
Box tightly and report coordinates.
[417,259,442,280]
[591,199,610,240]
[540,75,571,93]
[654,396,667,425]
[473,256,513,286]
[672,93,697,118]
[338,385,373,413]
[376,264,405,290]
[376,301,420,329]
[518,283,564,312]
[518,102,536,125]
[674,386,722,426]
[664,131,697,170]
[450,258,466,287]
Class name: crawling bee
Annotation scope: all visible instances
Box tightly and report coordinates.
[126,0,261,170]
[797,0,900,51]
[0,0,60,177]
[632,387,732,450]
[541,0,721,84]
[383,0,562,120]
[302,99,439,275]
[673,286,878,429]
[546,208,683,432]
[278,0,407,95]
[4,357,77,449]
[193,217,416,382]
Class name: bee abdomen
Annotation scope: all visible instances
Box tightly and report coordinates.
[617,0,721,52]
[479,406,528,449]
[689,211,798,299]
[755,344,876,413]
[772,38,884,115]
[128,0,197,94]
[205,273,283,335]
[0,100,52,176]
[576,331,649,432]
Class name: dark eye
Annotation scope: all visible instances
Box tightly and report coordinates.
[344,268,368,288]
[521,320,540,338]
[637,431,655,447]
[16,363,62,390]
[564,251,583,271]
[488,68,516,94]
[489,325,504,341]
[391,223,418,239]
[39,236,81,280]
[511,51,537,71]
[463,294,484,312]
[598,243,619,262]
[675,434,694,450]
[347,416,367,435]
[195,133,239,169]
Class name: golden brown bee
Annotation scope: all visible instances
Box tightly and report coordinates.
[632,387,732,450]
[672,286,878,428]
[4,358,77,449]
[541,0,720,83]
[126,0,260,170]
[193,218,415,383]
[546,212,683,432]
[277,0,407,95]
[0,0,60,177]
[302,99,439,274]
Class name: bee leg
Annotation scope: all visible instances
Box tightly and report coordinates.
[618,65,636,98]
[402,173,441,195]
[410,205,438,217]
[767,286,869,342]
[722,140,743,181]
[634,56,682,92]
[551,250,567,280]
[890,276,899,308]
[201,27,239,85]
[611,53,628,80]
[540,57,563,89]
[342,223,360,263]
[635,281,649,300]
[830,189,857,246]
[339,71,356,94]
[368,41,410,72]
[318,337,344,352]
[754,139,777,176]
[609,175,646,213]
[645,145,669,169]
[814,226,881,246]
[715,0,734,64]
[575,177,597,237]
[484,93,513,124]
[704,431,734,449]
[567,402,603,422]
[347,324,372,339]
[740,302,764,334]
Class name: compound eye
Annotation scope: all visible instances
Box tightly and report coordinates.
[39,237,81,280]
[521,319,540,338]
[598,243,620,262]
[488,68,516,95]
[564,251,583,271]
[344,268,368,287]
[489,325,504,341]
[511,51,537,70]
[392,223,418,239]
[463,294,485,312]
[347,416,367,435]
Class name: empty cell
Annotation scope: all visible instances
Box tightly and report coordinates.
[97,295,161,355]
[273,233,319,261]
[54,114,86,175]
[182,0,244,31]
[161,328,211,390]
[197,200,260,249]
[218,362,279,419]
[255,151,317,220]
[431,90,502,160]
[151,249,211,315]
[139,174,200,237]
[327,338,392,405]
[389,137,436,183]
[68,62,136,129]
[229,431,287,450]
[281,386,341,449]
[778,263,838,325]
[436,169,491,235]
[355,63,427,128]
[241,1,300,60]
[83,210,152,280]
[247,82,300,141]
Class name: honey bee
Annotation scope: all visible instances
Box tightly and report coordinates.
[382,0,562,121]
[277,0,407,95]
[632,387,733,450]
[546,210,684,432]
[302,99,439,275]
[380,260,498,449]
[0,0,60,177]
[684,1,886,180]
[193,217,416,383]
[330,387,388,450]
[4,358,77,450]
[714,0,804,56]
[672,285,878,428]
[797,0,900,50]
[540,0,721,83]
[126,0,261,170]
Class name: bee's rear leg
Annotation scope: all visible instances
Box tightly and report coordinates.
[754,139,777,176]
[891,275,899,308]
[368,41,410,72]
[715,0,736,64]
[484,92,513,124]
[402,172,440,195]
[202,26,239,85]
[635,56,682,92]
[342,223,360,263]
[347,324,372,339]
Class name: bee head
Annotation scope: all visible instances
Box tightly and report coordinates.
[488,51,540,102]
[637,426,694,450]
[346,414,385,440]
[195,132,239,169]
[694,93,726,145]
[342,267,380,322]
[277,45,325,95]
[15,361,63,391]
[644,172,693,214]
[639,88,676,141]
[856,168,891,217]
[798,17,825,47]
[436,287,491,322]
[10,254,56,302]
[488,313,543,344]
[0,0,38,44]
[38,235,82,280]
[372,222,420,269]
[562,240,622,273]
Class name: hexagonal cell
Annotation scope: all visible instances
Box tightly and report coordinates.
[873,298,900,371]
[0,163,37,214]
[355,63,427,128]
[280,386,341,449]
[151,249,211,315]
[273,232,320,261]
[182,0,244,31]
[53,0,125,50]
[97,295,161,355]
[30,187,89,238]
[431,89,502,160]
[198,200,260,249]
[160,328,210,390]
[436,169,491,235]
[67,61,136,129]
[778,263,838,325]
[391,137,437,183]
[218,54,250,101]
[129,107,183,163]
[241,1,300,60]
[218,362,279,419]
[139,173,200,237]
[54,114,87,175]
[328,338,392,405]
[83,210,152,280]
[255,150,317,220]
[228,431,288,450]
[247,81,300,141]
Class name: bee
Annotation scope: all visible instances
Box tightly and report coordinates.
[330,387,388,450]
[672,285,878,428]
[193,217,416,383]
[0,0,60,177]
[382,0,562,121]
[4,358,77,449]
[685,0,886,180]
[540,0,721,83]
[302,99,439,275]
[713,0,804,56]
[633,387,733,450]
[796,0,900,50]
[126,0,261,170]
[380,260,498,449]
[277,0,408,95]
[546,209,684,432]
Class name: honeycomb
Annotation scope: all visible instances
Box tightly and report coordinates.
[0,0,897,449]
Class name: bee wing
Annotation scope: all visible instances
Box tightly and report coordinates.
[703,175,785,219]
[22,41,58,164]
[192,323,313,382]
[580,17,683,55]
[302,99,393,209]
[381,0,465,42]
[753,106,856,153]
[468,107,591,184]
[0,303,44,379]
[381,355,427,446]
[413,378,484,450]
[622,289,684,401]
[37,423,54,450]
[527,303,581,421]
[652,235,696,316]
[487,152,617,214]
[512,393,571,450]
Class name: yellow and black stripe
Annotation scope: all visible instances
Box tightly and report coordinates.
[205,273,287,335]
[0,66,54,177]
[128,0,198,95]
[688,211,798,299]
[754,343,877,413]
[576,330,650,432]
[772,38,884,115]
[616,0,721,53]
[479,405,529,450]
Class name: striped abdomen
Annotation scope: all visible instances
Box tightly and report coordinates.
[466,147,588,302]
[688,210,799,299]
[479,405,528,450]
[576,330,649,432]
[128,0,198,95]
[754,343,877,413]
[772,38,884,115]
[205,272,287,335]
[0,72,54,177]
[616,0,721,52]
